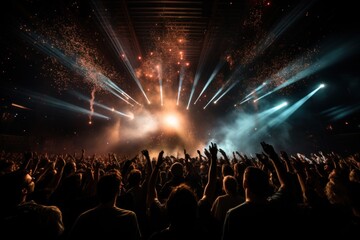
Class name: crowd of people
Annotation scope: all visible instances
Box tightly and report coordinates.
[0,141,359,239]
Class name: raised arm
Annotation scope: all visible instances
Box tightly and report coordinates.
[146,150,164,210]
[280,150,295,173]
[141,149,153,187]
[260,141,288,190]
[219,148,230,165]
[200,142,218,204]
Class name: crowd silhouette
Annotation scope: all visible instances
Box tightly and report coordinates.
[0,141,359,239]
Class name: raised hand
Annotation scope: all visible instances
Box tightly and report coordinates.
[260,141,276,157]
[219,148,225,155]
[204,148,211,160]
[156,150,165,168]
[290,155,303,173]
[56,156,66,169]
[209,142,218,158]
[141,149,150,159]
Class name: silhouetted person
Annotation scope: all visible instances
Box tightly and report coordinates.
[0,169,64,240]
[222,142,290,240]
[69,170,141,240]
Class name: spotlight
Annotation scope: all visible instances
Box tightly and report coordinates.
[319,83,325,88]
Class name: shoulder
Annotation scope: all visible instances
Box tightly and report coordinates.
[20,201,62,216]
[227,202,247,215]
[114,207,138,218]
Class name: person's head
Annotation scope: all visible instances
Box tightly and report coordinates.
[325,169,351,205]
[349,169,360,183]
[223,175,238,196]
[243,166,270,198]
[166,183,198,226]
[222,164,234,177]
[233,162,246,178]
[63,160,77,177]
[0,170,35,205]
[170,162,184,178]
[0,160,15,175]
[127,169,142,187]
[97,171,122,203]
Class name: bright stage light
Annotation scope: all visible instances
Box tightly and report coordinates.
[128,112,135,120]
[164,114,179,128]
[319,83,325,88]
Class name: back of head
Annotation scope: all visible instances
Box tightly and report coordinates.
[222,164,234,177]
[97,171,122,203]
[234,162,246,177]
[63,161,77,177]
[170,162,184,178]
[0,170,29,206]
[127,169,142,187]
[243,166,270,198]
[166,183,198,226]
[223,175,238,196]
[0,160,15,175]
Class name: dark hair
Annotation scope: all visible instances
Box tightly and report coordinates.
[166,184,198,225]
[127,169,142,186]
[223,175,238,195]
[222,164,234,177]
[244,166,270,198]
[97,171,122,203]
[0,170,29,205]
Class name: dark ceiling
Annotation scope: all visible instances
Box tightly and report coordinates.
[97,0,247,73]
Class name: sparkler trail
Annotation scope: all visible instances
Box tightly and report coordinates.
[157,65,163,106]
[89,88,96,124]
[11,103,31,110]
[70,90,134,119]
[19,89,110,120]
